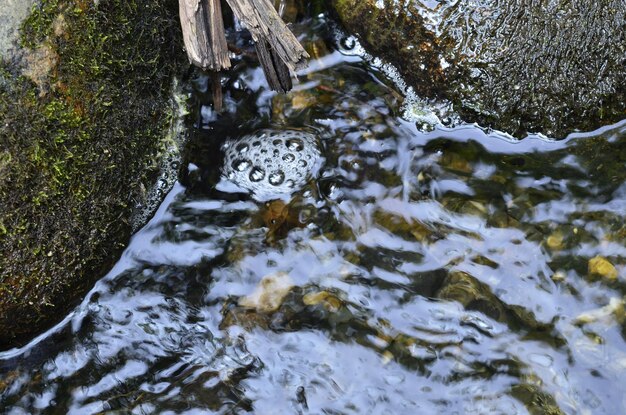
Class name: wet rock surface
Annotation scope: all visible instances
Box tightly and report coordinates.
[0,0,35,60]
[331,0,626,137]
[0,0,186,348]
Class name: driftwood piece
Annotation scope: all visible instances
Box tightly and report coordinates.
[255,38,292,92]
[225,0,309,73]
[179,0,308,94]
[179,0,230,71]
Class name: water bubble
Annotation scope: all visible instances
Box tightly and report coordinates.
[220,129,322,200]
[268,171,285,186]
[286,138,304,151]
[340,35,357,51]
[299,209,312,223]
[249,167,266,182]
[232,158,251,172]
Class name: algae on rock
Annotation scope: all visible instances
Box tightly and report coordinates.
[0,0,186,349]
[330,0,626,138]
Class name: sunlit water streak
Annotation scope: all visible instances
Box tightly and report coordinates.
[1,15,626,415]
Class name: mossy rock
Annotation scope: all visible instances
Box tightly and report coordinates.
[330,0,626,138]
[0,0,186,349]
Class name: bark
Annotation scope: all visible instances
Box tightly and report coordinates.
[179,0,231,71]
[225,0,309,73]
[255,37,292,93]
[179,0,309,92]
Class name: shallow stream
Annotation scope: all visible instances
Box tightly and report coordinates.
[1,12,626,415]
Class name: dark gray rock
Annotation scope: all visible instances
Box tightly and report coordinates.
[332,0,626,137]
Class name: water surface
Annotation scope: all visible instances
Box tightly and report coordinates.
[1,14,626,415]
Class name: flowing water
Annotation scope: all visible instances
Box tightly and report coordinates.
[2,13,626,415]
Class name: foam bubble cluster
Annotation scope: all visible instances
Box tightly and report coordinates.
[221,130,321,201]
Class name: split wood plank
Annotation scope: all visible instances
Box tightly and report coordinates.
[255,37,293,92]
[179,0,231,71]
[225,0,309,73]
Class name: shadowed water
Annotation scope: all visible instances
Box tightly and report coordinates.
[1,14,626,415]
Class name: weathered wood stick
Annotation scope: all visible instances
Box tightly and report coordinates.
[225,0,309,73]
[206,0,230,68]
[255,38,292,93]
[179,0,308,93]
[179,0,231,71]
[209,72,223,111]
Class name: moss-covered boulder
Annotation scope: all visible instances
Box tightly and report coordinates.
[0,0,186,349]
[331,0,626,137]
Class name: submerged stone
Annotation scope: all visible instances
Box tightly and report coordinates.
[238,272,295,313]
[546,232,565,251]
[573,297,624,326]
[331,0,626,137]
[588,256,619,280]
[302,290,342,312]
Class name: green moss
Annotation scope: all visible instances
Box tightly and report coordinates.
[0,0,185,348]
[20,0,61,48]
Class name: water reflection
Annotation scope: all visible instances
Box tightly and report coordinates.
[1,14,626,415]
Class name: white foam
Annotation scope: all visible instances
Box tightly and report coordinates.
[220,130,322,201]
[130,79,188,231]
